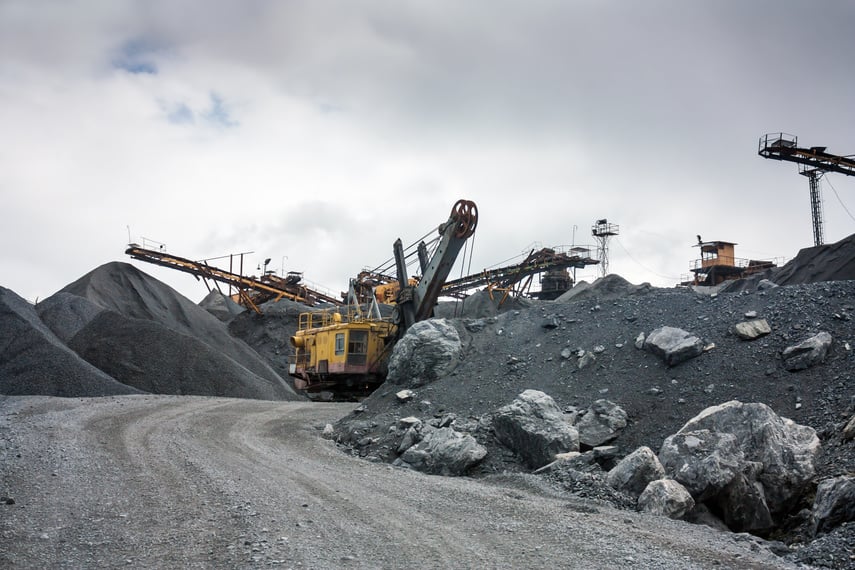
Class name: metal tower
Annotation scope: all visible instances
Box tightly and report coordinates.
[758,133,855,246]
[591,219,619,278]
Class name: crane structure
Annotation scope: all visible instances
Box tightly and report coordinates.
[592,219,619,278]
[758,133,855,246]
[349,246,599,307]
[125,245,342,313]
[441,246,599,301]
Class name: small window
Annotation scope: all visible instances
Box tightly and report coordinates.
[335,333,345,355]
[348,330,368,355]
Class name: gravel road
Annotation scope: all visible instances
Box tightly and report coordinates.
[0,395,804,569]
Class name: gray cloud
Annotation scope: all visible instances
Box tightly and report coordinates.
[2,1,854,302]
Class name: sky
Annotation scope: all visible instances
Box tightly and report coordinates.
[2,0,855,304]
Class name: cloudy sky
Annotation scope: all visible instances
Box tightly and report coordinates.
[3,1,854,304]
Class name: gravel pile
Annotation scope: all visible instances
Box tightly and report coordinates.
[556,273,654,302]
[1,263,299,400]
[227,297,308,380]
[0,287,140,397]
[199,290,245,322]
[774,233,855,285]
[57,262,291,391]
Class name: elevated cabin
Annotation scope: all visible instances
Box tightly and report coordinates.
[689,239,777,286]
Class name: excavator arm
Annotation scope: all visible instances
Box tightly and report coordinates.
[393,199,478,335]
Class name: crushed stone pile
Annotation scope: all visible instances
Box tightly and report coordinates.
[0,287,140,397]
[199,290,245,322]
[556,273,654,303]
[773,233,855,285]
[57,262,289,391]
[338,280,855,477]
[721,232,855,294]
[435,289,534,319]
[227,298,308,379]
[1,263,299,400]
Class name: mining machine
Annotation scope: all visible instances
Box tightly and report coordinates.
[759,133,855,246]
[288,199,478,398]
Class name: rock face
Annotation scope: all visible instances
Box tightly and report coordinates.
[782,332,832,371]
[637,479,695,519]
[811,475,855,536]
[0,287,140,397]
[492,390,579,469]
[575,399,628,448]
[843,415,855,441]
[663,401,819,532]
[392,427,487,476]
[606,446,665,499]
[733,319,771,341]
[643,326,704,366]
[386,319,461,387]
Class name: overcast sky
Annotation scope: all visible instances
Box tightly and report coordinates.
[3,1,855,304]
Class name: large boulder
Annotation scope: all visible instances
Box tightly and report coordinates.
[386,319,461,387]
[575,399,628,448]
[810,475,855,536]
[782,332,832,371]
[637,479,695,519]
[643,326,704,366]
[392,426,487,476]
[659,430,744,501]
[492,390,579,469]
[672,401,819,529]
[606,446,666,499]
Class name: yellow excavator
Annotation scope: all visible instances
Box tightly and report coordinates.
[289,199,478,398]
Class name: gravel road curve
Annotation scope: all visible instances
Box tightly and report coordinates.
[0,395,803,569]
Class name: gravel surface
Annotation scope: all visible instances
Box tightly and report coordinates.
[0,395,808,569]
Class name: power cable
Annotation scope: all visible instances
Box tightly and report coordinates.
[824,176,855,223]
[614,236,681,282]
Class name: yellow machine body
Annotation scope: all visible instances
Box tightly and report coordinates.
[289,308,396,395]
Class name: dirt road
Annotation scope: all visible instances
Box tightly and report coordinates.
[0,396,799,569]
